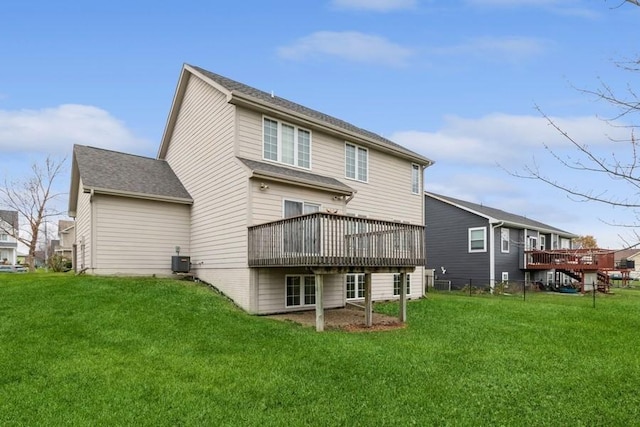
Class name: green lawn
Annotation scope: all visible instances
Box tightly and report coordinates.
[1,274,639,426]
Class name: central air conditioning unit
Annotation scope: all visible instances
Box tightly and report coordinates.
[171,256,190,273]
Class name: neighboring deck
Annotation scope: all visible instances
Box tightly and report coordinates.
[524,249,615,271]
[248,212,424,271]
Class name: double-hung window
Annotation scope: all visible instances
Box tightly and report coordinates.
[501,228,510,253]
[411,164,420,194]
[345,143,368,182]
[469,227,487,252]
[286,275,316,307]
[263,117,311,169]
[393,273,411,296]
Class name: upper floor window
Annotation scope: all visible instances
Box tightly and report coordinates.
[0,234,7,241]
[263,117,311,169]
[540,235,546,250]
[469,227,487,253]
[501,228,510,253]
[345,143,368,182]
[411,164,420,194]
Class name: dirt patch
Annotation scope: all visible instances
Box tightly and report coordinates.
[267,306,405,332]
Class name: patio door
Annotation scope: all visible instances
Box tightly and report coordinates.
[283,200,320,254]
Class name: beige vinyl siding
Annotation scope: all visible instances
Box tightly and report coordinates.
[256,269,344,314]
[194,268,252,310]
[163,75,247,266]
[236,107,423,225]
[368,269,424,300]
[92,195,190,275]
[162,73,253,309]
[249,179,345,226]
[75,179,92,271]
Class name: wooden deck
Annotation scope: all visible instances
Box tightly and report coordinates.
[524,249,615,271]
[248,212,424,269]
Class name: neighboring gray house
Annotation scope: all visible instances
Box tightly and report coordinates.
[425,192,581,289]
[0,210,19,265]
[69,64,434,330]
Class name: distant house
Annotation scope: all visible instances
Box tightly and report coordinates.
[68,64,433,330]
[0,210,19,265]
[55,220,75,263]
[424,192,614,290]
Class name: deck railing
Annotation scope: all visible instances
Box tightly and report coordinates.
[248,212,425,268]
[524,249,615,270]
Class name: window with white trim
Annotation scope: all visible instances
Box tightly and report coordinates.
[469,227,487,252]
[393,273,411,296]
[263,117,311,169]
[501,228,510,253]
[0,234,7,241]
[346,273,365,300]
[286,275,316,307]
[345,143,368,182]
[501,272,509,283]
[540,235,546,250]
[411,164,420,194]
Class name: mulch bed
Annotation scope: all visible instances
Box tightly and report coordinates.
[267,306,406,332]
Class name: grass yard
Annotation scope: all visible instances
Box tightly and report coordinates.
[1,274,639,426]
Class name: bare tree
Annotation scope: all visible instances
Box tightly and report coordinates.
[514,76,640,247]
[0,156,66,271]
[514,1,640,247]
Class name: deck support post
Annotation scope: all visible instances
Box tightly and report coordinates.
[315,274,324,332]
[399,272,407,323]
[364,273,373,327]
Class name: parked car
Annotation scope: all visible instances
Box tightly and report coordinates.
[0,265,27,273]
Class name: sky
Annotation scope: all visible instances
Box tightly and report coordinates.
[1,0,639,249]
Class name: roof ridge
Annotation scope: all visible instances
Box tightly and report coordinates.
[187,65,433,165]
[75,144,165,162]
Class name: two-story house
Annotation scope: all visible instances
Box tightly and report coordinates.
[425,192,614,291]
[0,210,19,265]
[68,64,434,330]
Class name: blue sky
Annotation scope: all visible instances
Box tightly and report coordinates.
[1,0,639,248]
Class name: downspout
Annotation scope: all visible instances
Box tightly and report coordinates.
[90,189,96,271]
[489,221,504,293]
[344,191,356,204]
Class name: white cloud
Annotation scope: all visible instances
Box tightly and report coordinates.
[431,36,550,62]
[392,113,630,166]
[278,31,414,66]
[0,104,151,154]
[331,0,417,11]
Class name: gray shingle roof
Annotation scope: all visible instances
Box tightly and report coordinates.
[237,157,354,194]
[426,192,575,236]
[189,65,433,165]
[0,210,18,229]
[74,145,192,202]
